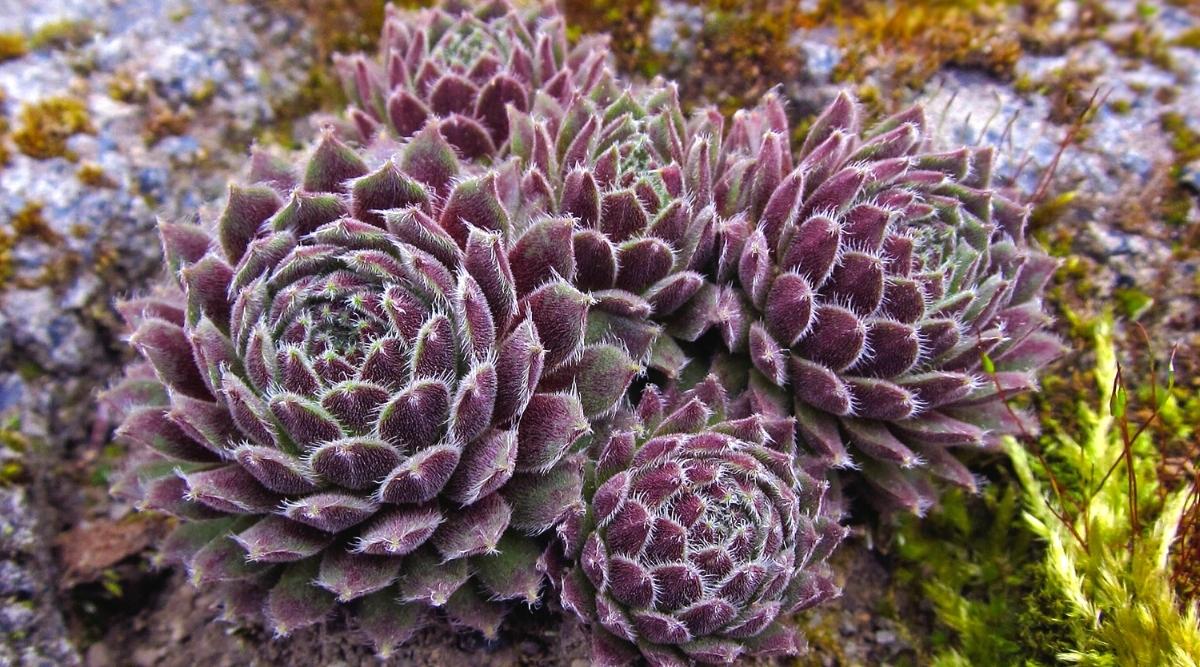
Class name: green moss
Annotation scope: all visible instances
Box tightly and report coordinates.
[1163,111,1200,163]
[168,5,194,22]
[1006,315,1200,662]
[1028,189,1078,233]
[892,485,1074,665]
[1108,98,1133,114]
[190,79,217,106]
[106,70,142,103]
[0,416,26,453]
[0,32,27,62]
[0,91,9,167]
[1113,286,1154,321]
[253,0,412,146]
[1159,112,1200,229]
[892,316,1200,664]
[88,443,125,487]
[11,97,93,160]
[1112,21,1173,70]
[0,417,28,485]
[28,19,94,51]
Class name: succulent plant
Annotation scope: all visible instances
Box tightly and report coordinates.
[552,375,844,665]
[107,123,667,654]
[335,0,612,155]
[340,0,739,382]
[675,91,1063,513]
[498,77,736,379]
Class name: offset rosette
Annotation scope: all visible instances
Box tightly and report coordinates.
[335,0,611,156]
[554,377,844,665]
[339,0,727,381]
[498,78,732,379]
[109,127,647,655]
[680,91,1063,513]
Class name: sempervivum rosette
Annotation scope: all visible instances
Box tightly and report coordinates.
[498,79,728,380]
[108,126,653,655]
[683,91,1063,514]
[335,0,612,156]
[553,376,845,665]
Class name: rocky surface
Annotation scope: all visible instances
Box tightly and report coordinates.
[0,0,1196,665]
[0,0,313,664]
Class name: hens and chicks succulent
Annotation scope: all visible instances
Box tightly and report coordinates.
[108,1,1058,664]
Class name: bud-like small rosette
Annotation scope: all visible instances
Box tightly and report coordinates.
[335,0,611,156]
[554,377,844,665]
[681,91,1063,514]
[498,76,739,381]
[108,125,647,655]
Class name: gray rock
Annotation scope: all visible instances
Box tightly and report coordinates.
[0,0,319,663]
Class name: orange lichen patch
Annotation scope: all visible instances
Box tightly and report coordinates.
[12,96,94,160]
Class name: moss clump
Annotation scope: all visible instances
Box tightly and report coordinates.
[561,0,1048,122]
[826,0,1025,93]
[0,202,80,291]
[0,32,27,62]
[0,227,11,287]
[564,0,802,115]
[256,0,406,146]
[891,486,1075,665]
[12,97,93,160]
[1162,112,1200,164]
[891,315,1200,664]
[1175,27,1200,50]
[1159,111,1200,229]
[1006,315,1200,663]
[1113,286,1154,321]
[0,417,28,486]
[106,70,143,104]
[10,202,60,244]
[28,19,94,51]
[143,103,191,145]
[76,162,113,188]
[0,91,10,167]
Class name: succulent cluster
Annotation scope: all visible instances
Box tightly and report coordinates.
[553,377,844,665]
[677,92,1062,514]
[110,122,660,650]
[109,0,1060,663]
